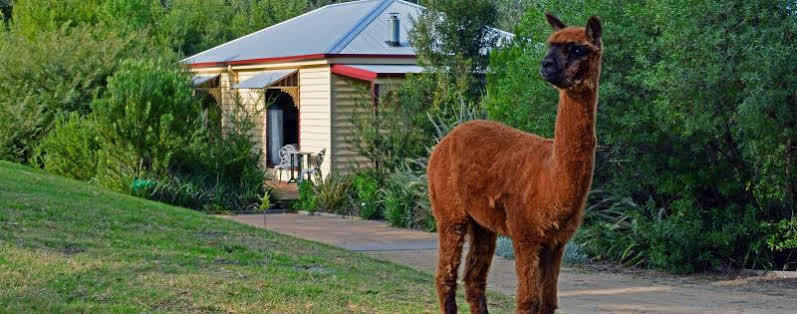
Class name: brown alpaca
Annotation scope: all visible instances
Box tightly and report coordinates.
[427,14,603,314]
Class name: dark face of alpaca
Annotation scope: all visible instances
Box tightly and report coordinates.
[540,13,602,90]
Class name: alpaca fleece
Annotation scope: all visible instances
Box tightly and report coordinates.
[427,13,603,314]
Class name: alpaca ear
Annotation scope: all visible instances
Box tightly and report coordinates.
[586,16,602,46]
[546,13,566,31]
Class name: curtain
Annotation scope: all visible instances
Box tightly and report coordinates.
[268,107,284,165]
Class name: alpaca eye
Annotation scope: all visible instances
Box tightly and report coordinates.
[572,47,583,56]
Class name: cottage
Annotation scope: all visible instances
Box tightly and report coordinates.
[183,0,510,178]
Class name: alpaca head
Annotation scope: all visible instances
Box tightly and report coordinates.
[540,13,603,91]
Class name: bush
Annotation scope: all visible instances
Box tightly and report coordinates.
[495,236,588,265]
[351,170,382,220]
[383,175,414,228]
[294,180,317,214]
[0,26,149,162]
[382,166,436,231]
[32,113,99,181]
[315,175,352,215]
[169,111,268,211]
[133,176,209,211]
[92,58,200,178]
[487,0,797,272]
[495,236,514,260]
[563,242,589,265]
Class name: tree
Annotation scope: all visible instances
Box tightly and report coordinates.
[486,0,797,272]
[407,0,502,118]
[0,26,150,162]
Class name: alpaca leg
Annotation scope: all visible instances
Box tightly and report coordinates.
[513,241,543,314]
[436,221,468,314]
[463,222,497,314]
[539,243,565,314]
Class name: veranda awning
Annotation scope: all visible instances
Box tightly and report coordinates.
[191,74,220,87]
[232,69,297,89]
[330,64,425,82]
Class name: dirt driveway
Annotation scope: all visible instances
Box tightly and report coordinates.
[222,213,797,313]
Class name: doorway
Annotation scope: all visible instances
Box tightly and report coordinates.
[266,90,299,166]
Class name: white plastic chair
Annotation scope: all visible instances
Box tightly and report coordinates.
[273,144,297,182]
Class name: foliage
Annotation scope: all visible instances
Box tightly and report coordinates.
[91,58,200,178]
[493,0,534,32]
[347,86,427,175]
[294,180,317,214]
[314,175,353,215]
[495,236,588,265]
[0,0,10,24]
[495,236,514,260]
[0,26,149,162]
[31,113,99,181]
[351,170,382,220]
[409,0,502,119]
[166,88,269,212]
[763,218,797,254]
[94,140,141,194]
[413,0,500,74]
[379,99,487,231]
[259,190,272,212]
[382,178,411,228]
[488,0,797,272]
[133,175,210,210]
[563,242,589,265]
[8,0,350,57]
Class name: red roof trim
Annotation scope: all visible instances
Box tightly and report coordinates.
[331,64,377,82]
[188,54,416,68]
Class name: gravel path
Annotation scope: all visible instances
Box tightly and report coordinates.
[221,213,797,313]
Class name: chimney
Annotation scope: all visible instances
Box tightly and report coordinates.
[387,13,400,47]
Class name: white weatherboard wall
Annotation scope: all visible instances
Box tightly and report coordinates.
[330,74,372,174]
[299,66,332,178]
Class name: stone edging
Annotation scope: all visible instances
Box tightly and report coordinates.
[297,210,364,220]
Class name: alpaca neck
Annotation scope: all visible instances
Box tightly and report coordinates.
[550,87,598,205]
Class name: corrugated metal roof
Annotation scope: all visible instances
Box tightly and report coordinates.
[182,0,513,66]
[337,0,421,55]
[344,64,425,74]
[232,69,296,89]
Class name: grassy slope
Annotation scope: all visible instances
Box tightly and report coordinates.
[0,161,513,313]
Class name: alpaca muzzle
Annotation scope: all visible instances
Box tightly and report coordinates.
[541,54,566,88]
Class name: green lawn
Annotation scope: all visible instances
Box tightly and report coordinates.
[0,161,513,313]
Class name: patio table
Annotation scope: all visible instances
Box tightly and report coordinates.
[287,151,314,184]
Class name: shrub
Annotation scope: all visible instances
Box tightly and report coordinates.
[495,236,514,260]
[165,88,268,212]
[486,0,797,272]
[495,236,588,265]
[315,175,352,215]
[32,113,99,181]
[0,26,149,162]
[347,85,428,177]
[382,166,436,231]
[294,180,317,214]
[383,175,414,228]
[133,175,209,211]
[94,141,139,194]
[563,242,589,265]
[91,58,200,178]
[351,170,382,220]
